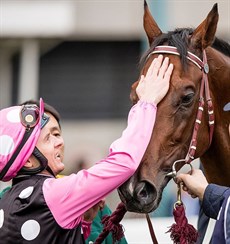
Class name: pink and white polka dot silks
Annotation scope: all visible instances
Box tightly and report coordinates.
[0,98,45,181]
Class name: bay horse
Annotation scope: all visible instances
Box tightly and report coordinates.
[118,2,230,214]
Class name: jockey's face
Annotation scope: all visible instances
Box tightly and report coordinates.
[35,113,65,176]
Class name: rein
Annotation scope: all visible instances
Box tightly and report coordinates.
[148,46,214,164]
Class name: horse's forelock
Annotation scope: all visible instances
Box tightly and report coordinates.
[139,28,195,70]
[140,28,230,72]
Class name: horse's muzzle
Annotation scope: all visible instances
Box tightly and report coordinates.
[118,179,158,213]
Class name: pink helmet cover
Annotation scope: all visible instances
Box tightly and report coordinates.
[0,98,45,181]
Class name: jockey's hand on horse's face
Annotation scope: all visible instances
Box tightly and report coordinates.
[136,54,174,105]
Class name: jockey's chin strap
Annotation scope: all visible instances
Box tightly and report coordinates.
[148,45,214,164]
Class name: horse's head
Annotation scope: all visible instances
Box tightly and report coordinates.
[119,2,222,213]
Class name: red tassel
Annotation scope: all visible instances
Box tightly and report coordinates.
[94,202,127,244]
[167,204,198,244]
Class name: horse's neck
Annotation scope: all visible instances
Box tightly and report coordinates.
[201,48,230,187]
[201,130,230,186]
[207,47,230,96]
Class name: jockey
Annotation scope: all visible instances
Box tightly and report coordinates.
[0,56,173,243]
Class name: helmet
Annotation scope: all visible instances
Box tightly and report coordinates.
[0,98,49,181]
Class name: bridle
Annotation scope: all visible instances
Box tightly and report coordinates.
[144,46,215,243]
[148,45,215,165]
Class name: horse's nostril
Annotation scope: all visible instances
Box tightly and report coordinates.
[139,188,148,199]
[135,181,157,205]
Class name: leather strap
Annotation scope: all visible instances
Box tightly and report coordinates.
[146,214,158,244]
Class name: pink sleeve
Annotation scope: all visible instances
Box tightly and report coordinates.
[43,101,157,228]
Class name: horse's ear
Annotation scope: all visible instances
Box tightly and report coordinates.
[143,0,162,45]
[130,80,139,105]
[190,3,219,50]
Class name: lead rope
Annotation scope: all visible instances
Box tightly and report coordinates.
[94,202,127,244]
[145,214,158,244]
[94,202,158,244]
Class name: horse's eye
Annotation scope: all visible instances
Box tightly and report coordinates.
[181,93,194,105]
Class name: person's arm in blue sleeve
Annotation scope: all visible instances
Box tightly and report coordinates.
[202,184,230,219]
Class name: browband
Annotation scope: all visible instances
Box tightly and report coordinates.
[147,45,203,70]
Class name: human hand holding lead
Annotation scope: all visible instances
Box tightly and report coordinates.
[176,169,209,201]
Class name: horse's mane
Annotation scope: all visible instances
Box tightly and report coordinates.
[212,37,230,57]
[140,28,230,69]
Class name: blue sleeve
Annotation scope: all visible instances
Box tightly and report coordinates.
[202,184,230,219]
[226,196,230,243]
